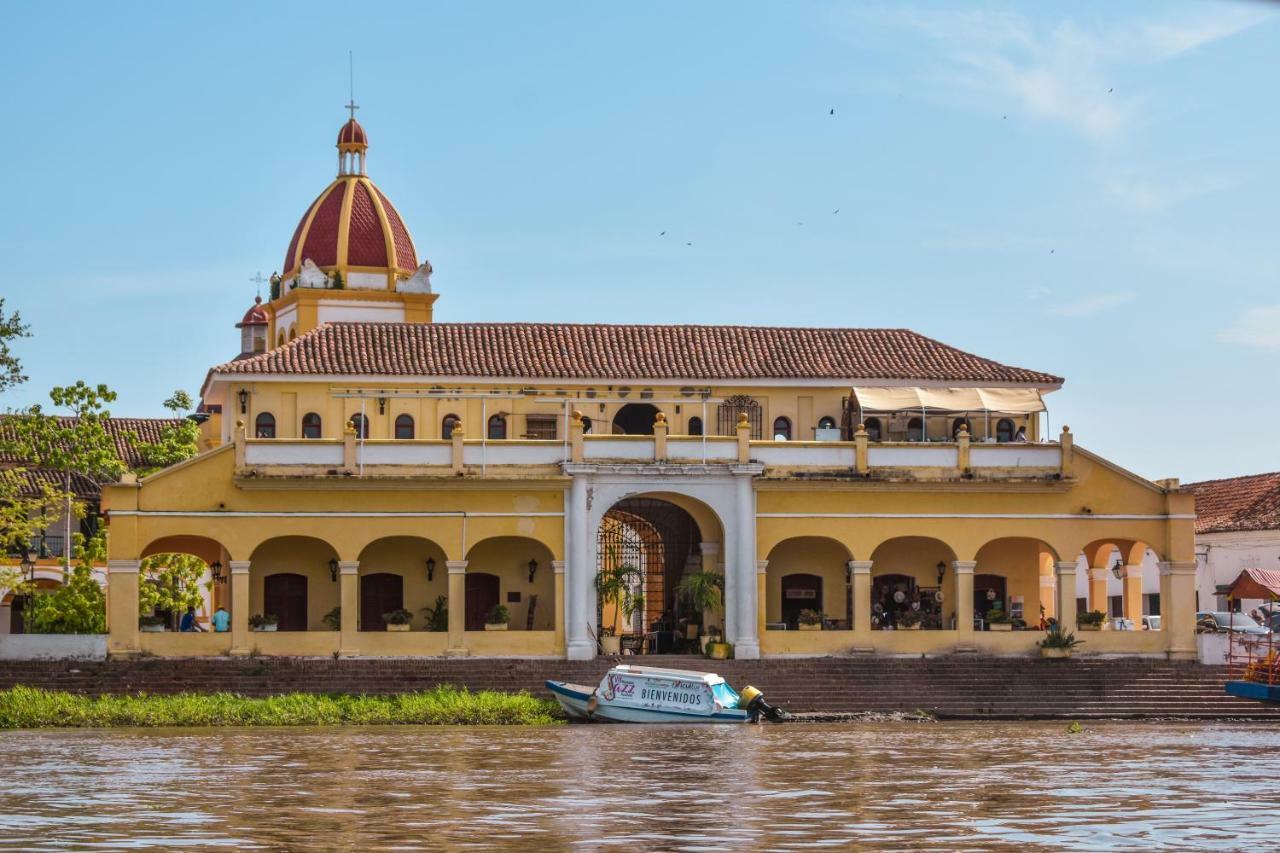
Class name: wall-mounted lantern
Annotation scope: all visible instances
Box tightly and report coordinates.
[528,558,539,583]
[328,558,339,583]
[237,388,249,414]
[426,557,436,582]
[936,561,947,585]
[209,561,225,584]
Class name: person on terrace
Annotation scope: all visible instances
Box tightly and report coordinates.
[212,605,230,632]
[179,607,205,632]
[1013,425,1028,442]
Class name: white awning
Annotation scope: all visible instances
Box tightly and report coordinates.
[851,387,1045,414]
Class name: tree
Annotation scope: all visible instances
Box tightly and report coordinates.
[133,390,201,474]
[0,299,31,393]
[2,382,126,571]
[23,531,107,634]
[677,570,724,633]
[595,562,643,637]
[138,552,208,626]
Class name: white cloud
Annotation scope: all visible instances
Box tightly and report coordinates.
[844,4,1272,140]
[1218,306,1280,349]
[1104,172,1236,212]
[1046,292,1135,317]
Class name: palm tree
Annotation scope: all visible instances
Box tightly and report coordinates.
[595,562,644,640]
[677,570,724,635]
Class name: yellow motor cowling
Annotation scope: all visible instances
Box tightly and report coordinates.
[739,685,763,708]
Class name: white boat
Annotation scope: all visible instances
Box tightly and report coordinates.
[546,664,785,724]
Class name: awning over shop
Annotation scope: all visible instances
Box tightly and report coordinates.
[1225,568,1280,601]
[850,387,1046,414]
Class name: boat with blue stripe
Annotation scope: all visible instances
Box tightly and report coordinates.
[546,664,785,724]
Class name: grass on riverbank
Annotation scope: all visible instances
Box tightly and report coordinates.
[0,686,565,729]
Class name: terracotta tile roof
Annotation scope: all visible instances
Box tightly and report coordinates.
[1185,472,1280,535]
[8,467,102,501]
[0,417,185,471]
[213,323,1063,385]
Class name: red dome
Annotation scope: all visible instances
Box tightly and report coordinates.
[236,296,268,328]
[337,118,367,149]
[280,176,418,281]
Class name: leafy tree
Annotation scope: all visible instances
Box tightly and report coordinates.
[0,299,31,393]
[2,382,126,570]
[138,552,208,624]
[134,390,201,474]
[677,570,724,631]
[0,469,83,558]
[595,562,644,637]
[23,532,107,634]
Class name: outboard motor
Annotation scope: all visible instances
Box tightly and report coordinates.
[738,685,788,723]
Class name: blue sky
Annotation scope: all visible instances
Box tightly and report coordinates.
[1,1,1276,482]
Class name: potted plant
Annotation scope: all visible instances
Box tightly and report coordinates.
[898,609,923,631]
[1038,627,1083,658]
[707,639,733,660]
[249,614,278,632]
[383,608,414,631]
[594,563,643,654]
[797,609,825,631]
[986,608,1013,632]
[484,604,510,631]
[322,607,341,631]
[1077,610,1107,632]
[421,595,448,632]
[700,624,722,654]
[676,570,724,644]
[139,614,167,633]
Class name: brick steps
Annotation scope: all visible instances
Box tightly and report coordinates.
[2,656,1277,720]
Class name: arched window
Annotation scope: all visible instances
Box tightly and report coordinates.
[442,414,461,440]
[254,412,276,439]
[276,332,285,347]
[864,417,882,441]
[349,413,369,439]
[394,414,415,440]
[818,416,837,430]
[580,415,593,434]
[487,414,507,440]
[997,418,1015,443]
[772,416,792,441]
[907,417,924,442]
[301,412,322,439]
[687,416,703,436]
[288,326,297,341]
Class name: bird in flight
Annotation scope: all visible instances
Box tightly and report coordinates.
[686,242,692,246]
[659,231,665,236]
[832,208,840,215]
[829,108,835,115]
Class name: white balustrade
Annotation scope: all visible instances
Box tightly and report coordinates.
[667,438,737,461]
[463,442,566,466]
[752,443,856,467]
[867,445,959,468]
[969,445,1061,468]
[244,441,344,466]
[359,442,452,466]
[582,437,657,460]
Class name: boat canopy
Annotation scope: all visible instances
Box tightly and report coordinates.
[851,387,1046,414]
[1225,568,1280,601]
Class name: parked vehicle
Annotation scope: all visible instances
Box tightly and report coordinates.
[1141,615,1161,631]
[1196,611,1270,635]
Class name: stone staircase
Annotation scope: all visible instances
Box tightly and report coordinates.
[0,656,1276,720]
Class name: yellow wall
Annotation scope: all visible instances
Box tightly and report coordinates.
[357,536,449,630]
[248,536,340,630]
[765,537,852,622]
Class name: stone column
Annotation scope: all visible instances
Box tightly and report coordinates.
[566,473,594,660]
[1121,565,1144,624]
[848,560,873,633]
[1161,561,1197,659]
[106,559,141,657]
[1088,567,1110,616]
[229,560,251,656]
[755,560,768,643]
[732,468,760,659]
[953,561,976,639]
[552,560,566,655]
[1055,561,1079,631]
[446,560,468,656]
[338,561,360,657]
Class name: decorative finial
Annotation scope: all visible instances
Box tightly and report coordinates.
[654,412,666,424]
[346,50,359,121]
[737,412,749,426]
[249,271,266,299]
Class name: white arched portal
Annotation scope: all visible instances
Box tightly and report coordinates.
[564,462,763,660]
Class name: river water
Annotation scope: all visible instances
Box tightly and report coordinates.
[1,721,1277,850]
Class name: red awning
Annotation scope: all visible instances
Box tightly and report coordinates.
[1226,568,1280,600]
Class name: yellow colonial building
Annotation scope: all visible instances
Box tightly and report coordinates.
[101,115,1198,661]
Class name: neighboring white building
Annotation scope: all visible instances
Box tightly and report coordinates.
[1186,472,1280,612]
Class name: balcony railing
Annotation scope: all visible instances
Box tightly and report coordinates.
[233,424,1074,482]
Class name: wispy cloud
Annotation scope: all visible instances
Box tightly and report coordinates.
[843,4,1272,140]
[1103,172,1236,212]
[1218,306,1280,349]
[1046,292,1135,317]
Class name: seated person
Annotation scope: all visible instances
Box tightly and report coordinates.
[179,606,205,632]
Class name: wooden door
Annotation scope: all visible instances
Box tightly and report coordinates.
[781,573,823,628]
[360,572,404,631]
[465,573,500,630]
[264,572,308,631]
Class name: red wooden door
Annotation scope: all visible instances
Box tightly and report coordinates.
[465,573,500,630]
[360,573,404,631]
[264,573,308,631]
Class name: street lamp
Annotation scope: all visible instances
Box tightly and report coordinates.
[528,558,539,583]
[19,548,36,583]
[328,558,339,583]
[209,561,225,584]
[425,557,436,582]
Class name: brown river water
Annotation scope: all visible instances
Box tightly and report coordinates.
[1,721,1277,850]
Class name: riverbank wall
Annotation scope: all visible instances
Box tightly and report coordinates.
[1,657,1276,720]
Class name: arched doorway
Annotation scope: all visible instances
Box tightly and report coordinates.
[465,573,500,630]
[596,496,710,652]
[780,573,822,628]
[264,573,308,631]
[612,403,661,435]
[974,574,1008,626]
[869,536,957,630]
[360,572,404,631]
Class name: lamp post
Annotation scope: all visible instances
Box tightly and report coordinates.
[426,557,436,582]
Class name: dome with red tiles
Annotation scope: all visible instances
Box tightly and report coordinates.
[236,295,268,328]
[337,118,367,150]
[279,120,419,289]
